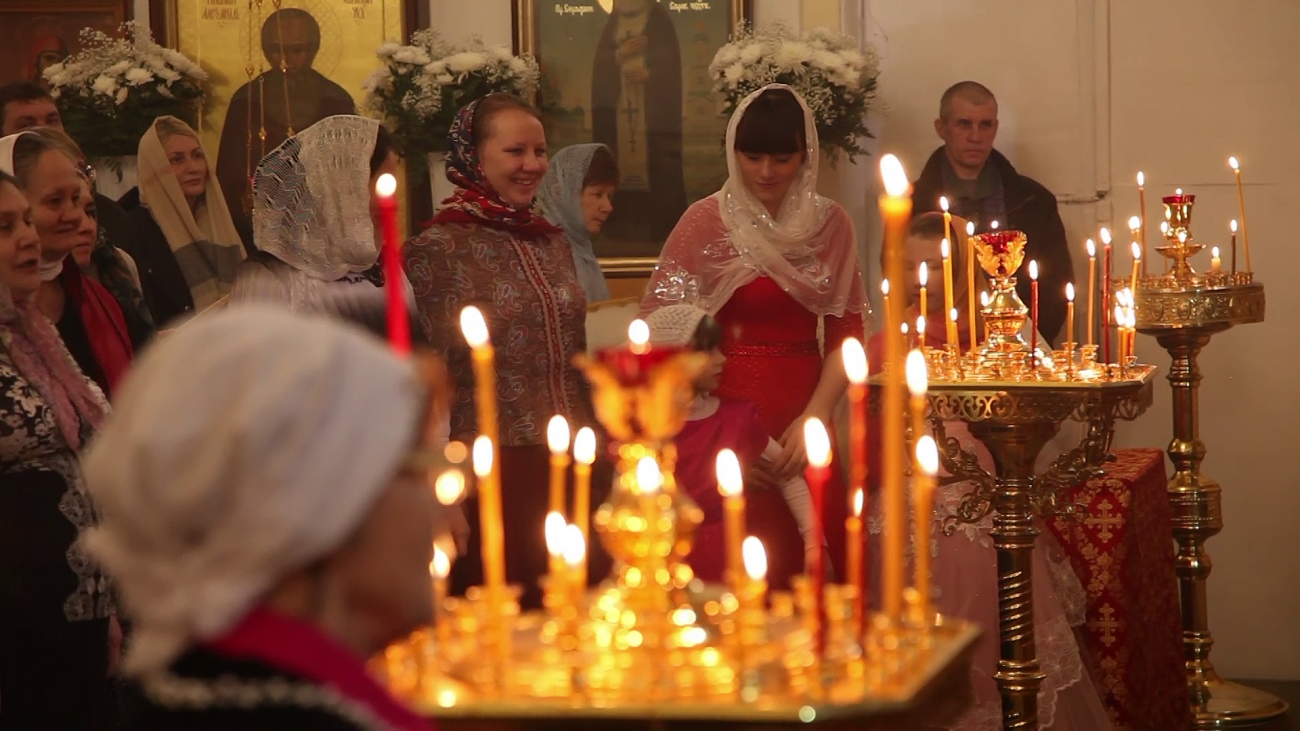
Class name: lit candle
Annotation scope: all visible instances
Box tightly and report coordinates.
[1128,214,1144,276]
[1065,282,1075,348]
[1136,171,1148,270]
[803,417,832,653]
[1085,239,1096,347]
[950,308,961,357]
[880,279,892,333]
[847,488,864,636]
[915,315,926,349]
[471,434,505,593]
[914,435,938,623]
[561,523,586,606]
[939,195,952,243]
[462,308,505,594]
[965,221,977,349]
[1129,241,1142,294]
[716,449,746,592]
[431,546,451,646]
[878,154,911,624]
[572,427,596,587]
[374,174,409,355]
[1211,246,1222,274]
[1230,220,1238,274]
[991,220,1000,231]
[546,416,571,519]
[918,261,929,321]
[905,349,928,454]
[941,238,956,347]
[1229,157,1250,271]
[1114,304,1127,362]
[1028,260,1040,367]
[980,290,990,342]
[842,335,868,635]
[544,510,566,594]
[1100,228,1112,364]
[742,536,768,610]
[1127,308,1138,362]
[434,469,466,506]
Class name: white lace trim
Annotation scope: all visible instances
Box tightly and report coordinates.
[141,671,396,730]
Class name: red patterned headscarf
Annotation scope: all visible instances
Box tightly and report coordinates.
[429,96,562,240]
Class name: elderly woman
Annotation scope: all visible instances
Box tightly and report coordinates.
[0,169,116,728]
[84,306,449,729]
[537,143,619,303]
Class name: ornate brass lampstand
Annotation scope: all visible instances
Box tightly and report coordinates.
[1131,193,1284,729]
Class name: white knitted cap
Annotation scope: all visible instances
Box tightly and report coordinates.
[645,304,709,347]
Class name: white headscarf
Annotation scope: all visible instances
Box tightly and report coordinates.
[0,131,64,281]
[252,115,381,281]
[82,305,425,676]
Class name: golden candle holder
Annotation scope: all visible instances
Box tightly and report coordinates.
[382,340,982,728]
[872,228,1157,730]
[1127,191,1283,729]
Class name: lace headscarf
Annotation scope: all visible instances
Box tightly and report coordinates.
[537,143,611,302]
[641,84,867,318]
[252,115,381,281]
[138,116,245,309]
[429,96,563,239]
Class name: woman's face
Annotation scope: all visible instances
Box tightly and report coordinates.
[692,347,726,394]
[0,181,42,298]
[163,134,208,202]
[368,149,400,230]
[736,150,804,214]
[327,459,436,651]
[903,234,947,316]
[580,183,615,235]
[72,180,97,269]
[25,150,85,262]
[478,109,548,209]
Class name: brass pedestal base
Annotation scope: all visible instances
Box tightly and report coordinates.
[1192,679,1290,730]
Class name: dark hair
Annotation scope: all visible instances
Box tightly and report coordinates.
[471,93,542,146]
[370,124,396,176]
[262,8,321,53]
[939,81,996,121]
[582,146,619,188]
[733,88,806,155]
[690,315,723,352]
[0,81,55,128]
[907,211,948,241]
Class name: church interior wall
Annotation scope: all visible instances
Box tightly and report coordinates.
[135,0,1300,680]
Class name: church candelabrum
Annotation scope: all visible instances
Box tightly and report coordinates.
[378,325,981,730]
[873,227,1156,730]
[1127,192,1285,729]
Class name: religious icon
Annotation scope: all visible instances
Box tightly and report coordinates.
[0,2,130,91]
[516,0,749,274]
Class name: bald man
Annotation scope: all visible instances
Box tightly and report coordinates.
[910,81,1073,345]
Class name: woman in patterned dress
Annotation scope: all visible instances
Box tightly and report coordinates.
[640,85,869,589]
[403,94,599,610]
[0,167,116,728]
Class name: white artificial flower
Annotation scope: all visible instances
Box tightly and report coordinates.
[115,87,129,105]
[739,44,763,64]
[435,72,454,85]
[92,75,117,97]
[492,46,513,61]
[108,60,132,75]
[156,67,180,83]
[125,67,153,86]
[507,57,529,75]
[723,62,746,84]
[444,51,487,74]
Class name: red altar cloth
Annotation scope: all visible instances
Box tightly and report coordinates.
[1047,448,1191,731]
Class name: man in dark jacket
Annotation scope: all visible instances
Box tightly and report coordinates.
[910,81,1073,345]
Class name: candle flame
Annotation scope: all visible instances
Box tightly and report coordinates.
[562,524,586,567]
[940,238,950,259]
[905,349,928,397]
[916,435,939,475]
[918,261,928,286]
[990,220,1000,230]
[1128,215,1141,231]
[980,290,990,307]
[431,545,450,579]
[574,427,597,465]
[636,456,663,494]
[459,306,490,348]
[1127,309,1137,329]
[803,418,832,468]
[1136,171,1145,187]
[1228,156,1239,171]
[950,307,958,323]
[1099,227,1112,245]
[854,488,864,517]
[742,536,767,580]
[444,440,468,464]
[1230,219,1238,233]
[546,415,571,455]
[1114,303,1124,323]
[966,221,975,236]
[1176,188,1183,195]
[1028,260,1038,281]
[434,469,466,505]
[1066,282,1075,302]
[841,336,867,384]
[939,195,949,213]
[901,321,909,335]
[472,435,493,478]
[1212,246,1220,258]
[544,511,566,556]
[881,278,890,296]
[1131,241,1141,260]
[627,319,650,350]
[916,315,926,336]
[879,154,909,196]
[375,173,397,197]
[1178,230,1188,244]
[1160,221,1169,234]
[1086,238,1096,258]
[715,448,743,497]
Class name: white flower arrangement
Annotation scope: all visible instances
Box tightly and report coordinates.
[710,24,879,160]
[43,22,206,159]
[364,30,540,158]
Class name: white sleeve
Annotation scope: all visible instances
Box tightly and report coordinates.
[761,438,819,542]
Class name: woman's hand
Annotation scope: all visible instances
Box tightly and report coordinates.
[745,461,780,492]
[773,411,829,480]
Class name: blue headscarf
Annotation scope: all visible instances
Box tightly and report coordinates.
[537,143,611,302]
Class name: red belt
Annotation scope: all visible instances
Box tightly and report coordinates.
[723,340,821,357]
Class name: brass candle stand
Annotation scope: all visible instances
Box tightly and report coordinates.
[1129,193,1284,729]
[380,337,982,728]
[874,229,1156,731]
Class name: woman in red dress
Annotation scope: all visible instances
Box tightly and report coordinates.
[640,85,868,589]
